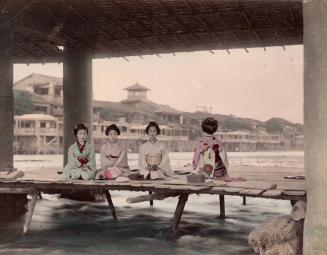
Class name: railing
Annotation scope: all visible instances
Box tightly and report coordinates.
[14,127,36,135]
[14,127,59,136]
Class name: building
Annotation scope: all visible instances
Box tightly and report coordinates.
[13,74,303,153]
[14,114,189,154]
[215,131,290,152]
[14,114,60,154]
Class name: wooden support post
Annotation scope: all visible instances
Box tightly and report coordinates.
[170,194,188,234]
[242,196,247,205]
[219,194,225,219]
[149,191,153,207]
[23,191,38,234]
[103,190,117,221]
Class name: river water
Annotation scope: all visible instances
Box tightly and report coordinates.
[0,151,304,255]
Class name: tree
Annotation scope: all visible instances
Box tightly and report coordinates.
[14,90,35,115]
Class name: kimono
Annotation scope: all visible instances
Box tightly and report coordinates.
[61,141,96,181]
[192,135,229,179]
[138,140,177,179]
[98,140,130,179]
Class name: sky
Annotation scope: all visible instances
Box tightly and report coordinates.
[14,45,303,123]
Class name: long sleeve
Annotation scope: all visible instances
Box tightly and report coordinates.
[100,144,107,170]
[219,146,229,175]
[192,142,206,170]
[138,144,149,176]
[114,148,127,168]
[158,143,174,175]
[87,146,96,172]
[67,145,80,168]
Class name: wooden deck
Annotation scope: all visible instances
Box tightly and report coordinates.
[0,165,306,235]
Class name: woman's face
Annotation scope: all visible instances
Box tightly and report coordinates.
[108,129,118,143]
[148,126,158,140]
[76,129,88,143]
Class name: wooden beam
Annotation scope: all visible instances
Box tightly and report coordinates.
[242,196,246,205]
[219,194,225,219]
[149,191,153,207]
[170,194,188,235]
[103,190,117,222]
[23,191,38,234]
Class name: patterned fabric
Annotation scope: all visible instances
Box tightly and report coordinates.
[60,141,96,181]
[193,135,229,178]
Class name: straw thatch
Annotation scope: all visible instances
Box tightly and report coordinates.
[0,0,303,63]
[248,201,306,255]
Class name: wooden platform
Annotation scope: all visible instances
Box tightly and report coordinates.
[0,165,306,235]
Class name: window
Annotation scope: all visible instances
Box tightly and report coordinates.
[34,87,49,95]
[40,122,47,128]
[35,106,47,112]
[120,126,127,132]
[55,88,61,97]
[21,121,33,128]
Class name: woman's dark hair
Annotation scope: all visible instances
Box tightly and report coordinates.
[74,123,88,136]
[145,121,161,135]
[202,118,218,135]
[105,124,120,136]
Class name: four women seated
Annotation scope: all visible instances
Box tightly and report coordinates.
[61,118,231,181]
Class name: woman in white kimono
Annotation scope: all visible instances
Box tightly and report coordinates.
[138,122,178,180]
[60,124,96,181]
[97,124,130,180]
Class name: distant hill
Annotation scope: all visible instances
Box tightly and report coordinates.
[263,117,303,134]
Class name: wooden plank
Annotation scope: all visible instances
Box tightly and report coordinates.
[0,187,33,194]
[211,187,245,193]
[127,193,175,204]
[239,189,265,195]
[262,190,283,197]
[283,190,306,196]
[155,185,211,192]
[225,181,277,190]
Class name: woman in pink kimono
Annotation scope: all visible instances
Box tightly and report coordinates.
[192,118,245,182]
[97,124,130,180]
[138,122,179,180]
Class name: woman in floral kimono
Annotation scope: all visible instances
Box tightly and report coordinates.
[138,121,179,180]
[192,118,245,182]
[60,124,96,181]
[96,124,130,180]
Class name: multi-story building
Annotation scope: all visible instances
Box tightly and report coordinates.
[215,131,290,152]
[14,114,189,154]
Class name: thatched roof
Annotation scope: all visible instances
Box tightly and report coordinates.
[0,0,303,63]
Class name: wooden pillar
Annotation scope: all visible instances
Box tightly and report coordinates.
[0,27,27,217]
[0,30,14,171]
[63,46,93,165]
[149,191,154,207]
[219,195,225,219]
[170,194,188,235]
[103,190,117,221]
[242,196,247,205]
[304,1,327,254]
